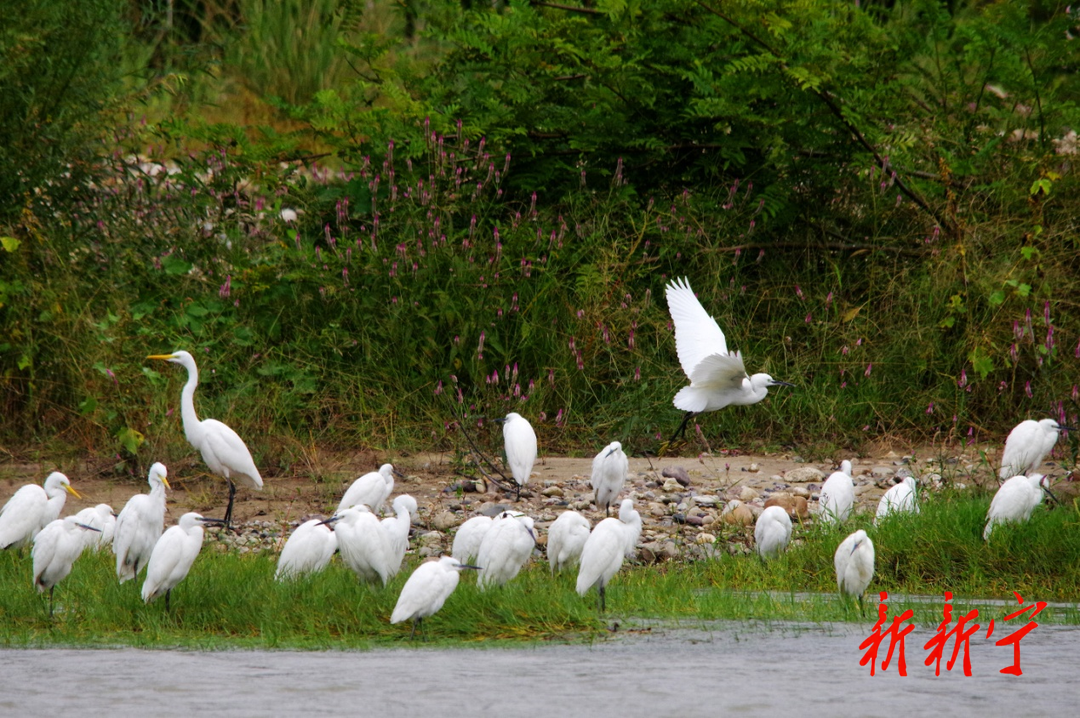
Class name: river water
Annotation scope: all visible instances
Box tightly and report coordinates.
[1,621,1074,716]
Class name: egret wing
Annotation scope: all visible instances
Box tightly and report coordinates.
[201,419,263,489]
[688,352,747,389]
[666,277,730,379]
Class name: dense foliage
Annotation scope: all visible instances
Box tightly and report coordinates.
[1,0,1079,469]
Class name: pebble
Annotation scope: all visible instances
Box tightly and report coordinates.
[738,486,761,502]
[662,478,684,493]
[695,533,716,545]
[662,466,692,486]
[542,486,563,497]
[432,511,460,531]
[784,467,825,483]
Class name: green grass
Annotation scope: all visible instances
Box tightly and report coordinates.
[2,493,1078,648]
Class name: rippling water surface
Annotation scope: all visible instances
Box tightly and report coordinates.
[1,621,1074,717]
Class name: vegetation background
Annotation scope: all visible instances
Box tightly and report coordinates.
[2,0,1079,476]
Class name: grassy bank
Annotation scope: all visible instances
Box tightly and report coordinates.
[2,492,1078,649]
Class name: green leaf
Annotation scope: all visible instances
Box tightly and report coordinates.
[117,426,145,455]
[163,256,193,275]
[969,348,994,379]
[79,396,98,415]
[1029,178,1052,196]
[0,236,20,252]
[988,290,1005,306]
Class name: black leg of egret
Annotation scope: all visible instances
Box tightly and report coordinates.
[223,479,237,531]
[599,584,606,613]
[165,589,171,612]
[668,411,696,444]
[49,587,55,618]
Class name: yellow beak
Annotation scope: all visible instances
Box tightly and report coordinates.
[65,485,82,500]
[147,354,176,361]
[162,477,171,490]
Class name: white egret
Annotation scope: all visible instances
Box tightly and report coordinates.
[338,464,397,514]
[576,499,643,611]
[142,512,223,609]
[381,494,418,577]
[547,510,591,573]
[325,506,392,586]
[496,413,537,499]
[113,462,170,583]
[451,515,493,564]
[664,277,793,443]
[476,510,536,589]
[0,472,81,550]
[32,516,100,616]
[73,504,116,551]
[147,350,263,528]
[591,441,628,516]
[834,529,875,614]
[275,519,338,580]
[618,498,642,557]
[391,556,480,639]
[818,460,854,524]
[984,474,1049,541]
[999,419,1072,480]
[875,477,919,524]
[754,505,793,559]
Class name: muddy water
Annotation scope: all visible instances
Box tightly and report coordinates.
[1,621,1074,716]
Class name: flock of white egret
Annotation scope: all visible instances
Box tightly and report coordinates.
[0,277,1072,629]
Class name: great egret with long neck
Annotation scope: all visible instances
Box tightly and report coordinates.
[0,472,81,550]
[113,462,170,582]
[147,350,263,528]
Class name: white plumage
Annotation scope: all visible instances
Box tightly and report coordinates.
[391,556,477,636]
[0,472,80,550]
[73,503,116,551]
[142,512,216,607]
[476,511,535,589]
[113,462,170,582]
[999,419,1067,479]
[984,474,1049,541]
[576,499,642,611]
[547,510,591,573]
[590,441,628,515]
[875,477,919,523]
[818,460,854,524]
[32,516,98,611]
[618,498,642,557]
[275,519,338,580]
[452,515,493,564]
[754,505,793,559]
[499,413,537,493]
[331,506,393,586]
[834,529,875,609]
[338,464,397,514]
[381,494,418,577]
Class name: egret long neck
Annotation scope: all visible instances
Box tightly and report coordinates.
[179,360,203,445]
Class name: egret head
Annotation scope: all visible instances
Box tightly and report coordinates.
[749,373,794,391]
[148,462,171,490]
[44,472,81,499]
[147,350,195,367]
[605,441,623,457]
[441,556,481,571]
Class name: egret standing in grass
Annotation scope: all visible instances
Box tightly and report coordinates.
[324,506,392,586]
[0,472,81,550]
[452,515,493,564]
[591,441,628,516]
[999,419,1072,480]
[32,517,100,616]
[338,464,398,514]
[875,476,919,524]
[113,462,170,583]
[381,494,418,577]
[576,499,643,612]
[73,503,116,551]
[147,350,263,529]
[476,511,536,589]
[664,277,793,444]
[142,512,222,609]
[275,519,338,580]
[754,505,793,559]
[818,460,854,524]
[834,529,875,614]
[496,413,537,499]
[391,556,479,639]
[547,510,591,573]
[984,474,1050,541]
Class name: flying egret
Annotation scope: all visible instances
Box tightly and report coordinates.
[381,494,418,577]
[875,477,919,524]
[142,512,223,609]
[338,464,398,514]
[834,529,875,614]
[451,515,493,564]
[324,506,392,586]
[147,350,263,529]
[576,499,643,611]
[591,441,629,516]
[476,510,536,589]
[391,556,480,639]
[547,510,591,573]
[664,277,793,444]
[32,516,100,616]
[754,505,793,559]
[0,472,80,550]
[496,413,537,499]
[73,504,116,551]
[818,460,855,524]
[999,419,1072,480]
[984,474,1050,541]
[275,519,338,580]
[113,462,170,583]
